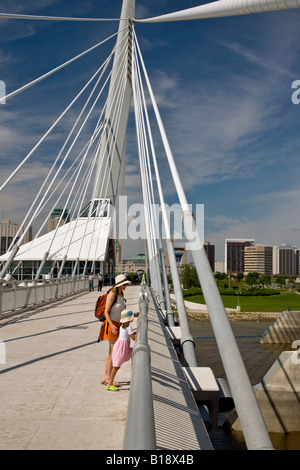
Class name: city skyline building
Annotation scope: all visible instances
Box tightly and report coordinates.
[244,245,273,276]
[1,211,299,276]
[225,238,255,273]
[116,253,146,275]
[273,244,299,276]
[214,260,225,273]
[204,242,215,272]
[0,219,32,256]
[47,208,70,232]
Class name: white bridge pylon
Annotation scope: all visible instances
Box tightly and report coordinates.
[0,1,136,279]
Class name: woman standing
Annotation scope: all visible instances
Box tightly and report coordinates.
[100,274,131,386]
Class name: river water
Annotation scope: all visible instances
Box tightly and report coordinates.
[188,319,300,450]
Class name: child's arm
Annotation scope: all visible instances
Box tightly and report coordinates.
[130,331,136,341]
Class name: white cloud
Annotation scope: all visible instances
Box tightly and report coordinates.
[154,76,274,191]
[206,187,300,260]
[216,40,295,79]
[0,0,61,43]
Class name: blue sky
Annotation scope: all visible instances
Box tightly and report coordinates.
[0,0,300,261]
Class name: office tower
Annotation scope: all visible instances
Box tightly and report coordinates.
[47,208,69,232]
[214,260,225,273]
[204,242,215,271]
[244,245,273,275]
[225,238,255,273]
[0,219,32,255]
[273,244,298,276]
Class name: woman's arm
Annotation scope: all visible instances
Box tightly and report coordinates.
[104,291,117,328]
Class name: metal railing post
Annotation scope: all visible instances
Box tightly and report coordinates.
[154,253,165,311]
[158,247,175,326]
[166,238,198,367]
[0,275,88,317]
[123,287,156,450]
[0,279,3,315]
[183,211,274,450]
[35,252,49,281]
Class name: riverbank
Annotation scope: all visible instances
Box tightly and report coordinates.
[188,319,298,450]
[187,310,281,322]
[181,291,300,313]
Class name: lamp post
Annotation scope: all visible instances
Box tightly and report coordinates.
[236,291,241,312]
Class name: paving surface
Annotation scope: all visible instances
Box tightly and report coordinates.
[0,285,211,450]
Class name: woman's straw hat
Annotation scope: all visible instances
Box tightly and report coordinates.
[113,274,131,288]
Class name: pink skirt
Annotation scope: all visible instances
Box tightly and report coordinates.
[112,339,133,367]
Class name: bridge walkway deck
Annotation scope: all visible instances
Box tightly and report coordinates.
[0,285,212,450]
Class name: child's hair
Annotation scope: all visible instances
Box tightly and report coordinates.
[121,321,130,329]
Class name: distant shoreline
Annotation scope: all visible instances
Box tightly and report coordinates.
[187,310,281,322]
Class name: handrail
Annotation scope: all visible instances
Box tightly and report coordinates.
[0,275,88,315]
[123,282,156,450]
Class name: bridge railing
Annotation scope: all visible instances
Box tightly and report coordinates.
[123,280,156,450]
[0,276,88,315]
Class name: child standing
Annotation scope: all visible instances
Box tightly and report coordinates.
[106,309,136,391]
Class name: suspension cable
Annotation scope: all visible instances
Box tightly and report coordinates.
[12,38,128,261]
[47,42,128,264]
[0,25,128,105]
[0,13,127,21]
[133,29,274,451]
[133,32,190,213]
[8,49,116,252]
[132,52,158,262]
[133,42,171,241]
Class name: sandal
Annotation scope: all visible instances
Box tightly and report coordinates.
[101,380,120,387]
[106,384,119,391]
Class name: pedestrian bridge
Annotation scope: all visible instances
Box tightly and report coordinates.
[0,284,213,450]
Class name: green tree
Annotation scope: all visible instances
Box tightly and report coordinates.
[260,274,271,286]
[246,272,260,286]
[236,272,244,282]
[215,272,226,281]
[276,276,286,286]
[181,264,200,289]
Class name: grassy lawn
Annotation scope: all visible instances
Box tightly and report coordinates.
[184,292,300,312]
